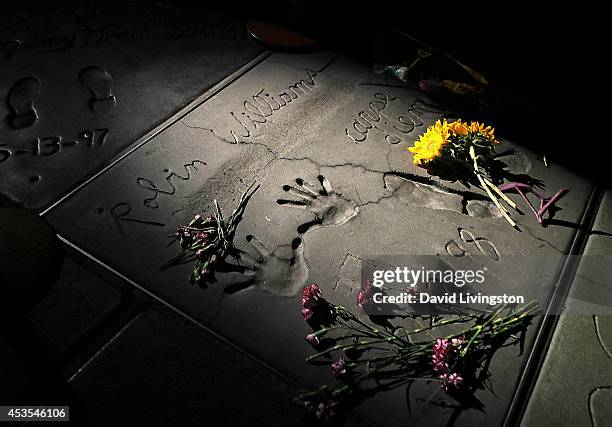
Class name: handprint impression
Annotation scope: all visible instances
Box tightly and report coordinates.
[277,175,359,234]
[225,235,309,297]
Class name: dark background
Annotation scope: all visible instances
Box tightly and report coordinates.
[239,1,607,186]
[5,1,607,187]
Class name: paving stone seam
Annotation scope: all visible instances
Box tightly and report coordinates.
[56,233,306,391]
[58,234,373,425]
[506,185,605,426]
[66,310,139,383]
[38,50,272,217]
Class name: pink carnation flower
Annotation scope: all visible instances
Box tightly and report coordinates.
[301,284,324,320]
[357,280,376,310]
[440,372,464,392]
[432,337,465,393]
[305,333,320,346]
[330,357,348,378]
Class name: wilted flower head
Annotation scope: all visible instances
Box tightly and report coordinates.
[301,284,324,321]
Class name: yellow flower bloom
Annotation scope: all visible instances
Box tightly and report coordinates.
[447,120,469,136]
[467,121,497,143]
[408,120,450,165]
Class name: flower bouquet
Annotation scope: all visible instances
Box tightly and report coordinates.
[409,119,520,227]
[297,284,538,421]
[162,182,259,285]
[408,119,570,228]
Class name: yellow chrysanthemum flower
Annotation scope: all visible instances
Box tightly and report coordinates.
[408,120,450,165]
[447,120,469,136]
[467,121,497,143]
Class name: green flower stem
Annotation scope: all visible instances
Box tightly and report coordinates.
[482,175,517,209]
[469,146,516,228]
[326,304,535,363]
[299,301,538,418]
[163,182,259,280]
[306,338,404,362]
[336,307,394,336]
[310,326,340,337]
[461,304,506,356]
[178,226,216,233]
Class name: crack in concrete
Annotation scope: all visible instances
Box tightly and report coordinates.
[356,192,394,208]
[181,119,391,177]
[385,144,394,170]
[521,223,564,253]
[182,120,563,251]
[181,121,277,159]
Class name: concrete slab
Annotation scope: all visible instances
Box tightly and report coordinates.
[0,0,262,209]
[69,310,307,427]
[27,257,122,361]
[521,191,612,427]
[45,52,593,425]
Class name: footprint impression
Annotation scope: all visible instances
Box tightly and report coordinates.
[496,149,532,175]
[7,77,41,129]
[78,66,116,113]
[383,174,502,219]
[589,386,612,427]
[587,316,612,426]
[277,175,359,234]
[595,315,612,359]
[224,235,309,297]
